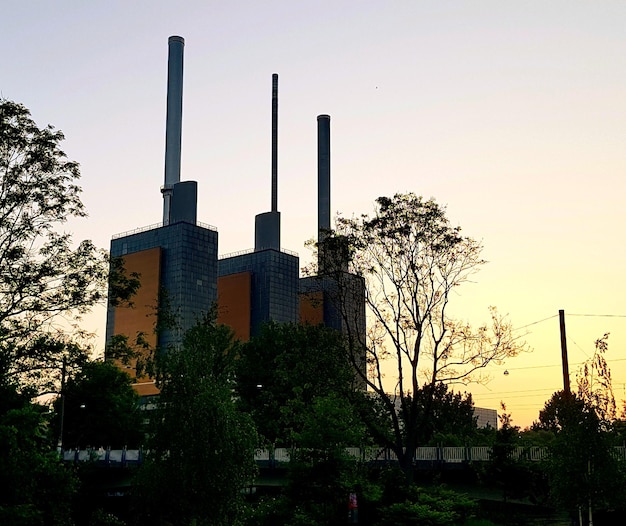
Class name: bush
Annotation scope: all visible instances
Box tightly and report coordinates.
[375,486,477,526]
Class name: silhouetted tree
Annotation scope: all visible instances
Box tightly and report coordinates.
[537,391,626,523]
[0,99,139,396]
[134,318,257,526]
[237,322,358,446]
[321,193,525,479]
[412,382,477,445]
[282,393,370,525]
[53,360,142,449]
[0,356,77,524]
[576,333,616,427]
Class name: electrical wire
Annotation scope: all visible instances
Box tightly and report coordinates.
[513,314,558,332]
[567,313,626,318]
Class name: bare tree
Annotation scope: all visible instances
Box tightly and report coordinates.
[326,193,525,478]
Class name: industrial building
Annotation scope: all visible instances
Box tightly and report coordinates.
[216,74,301,339]
[105,36,366,394]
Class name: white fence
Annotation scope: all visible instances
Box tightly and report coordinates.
[62,446,626,466]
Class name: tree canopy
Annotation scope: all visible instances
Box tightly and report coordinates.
[536,390,626,520]
[0,366,77,525]
[54,360,142,450]
[236,322,358,446]
[325,193,525,477]
[135,318,257,526]
[0,99,110,395]
[0,99,140,396]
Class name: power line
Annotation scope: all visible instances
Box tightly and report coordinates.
[513,314,558,332]
[570,338,591,359]
[477,392,558,401]
[496,357,626,373]
[475,388,555,395]
[568,313,626,318]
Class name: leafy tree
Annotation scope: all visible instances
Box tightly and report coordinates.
[412,382,477,446]
[249,394,373,526]
[324,193,525,478]
[238,324,380,525]
[134,318,257,526]
[0,368,78,524]
[375,485,477,526]
[0,99,138,396]
[53,360,142,449]
[487,404,527,502]
[535,390,585,433]
[536,391,626,522]
[237,322,358,446]
[576,333,616,427]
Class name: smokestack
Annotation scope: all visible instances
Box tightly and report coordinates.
[254,74,281,251]
[317,114,331,242]
[162,35,185,224]
[271,73,278,212]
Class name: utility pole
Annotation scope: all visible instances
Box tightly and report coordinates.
[57,356,66,454]
[559,309,571,394]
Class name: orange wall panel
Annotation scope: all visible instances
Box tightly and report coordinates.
[111,247,161,393]
[299,291,324,325]
[217,272,252,341]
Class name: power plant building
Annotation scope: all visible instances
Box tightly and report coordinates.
[105,37,219,395]
[105,37,366,395]
[217,249,299,340]
[217,74,300,340]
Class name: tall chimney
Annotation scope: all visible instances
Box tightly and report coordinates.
[317,114,331,242]
[162,35,185,224]
[271,73,278,212]
[254,74,281,251]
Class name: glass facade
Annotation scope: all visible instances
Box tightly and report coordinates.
[299,273,366,339]
[218,249,299,337]
[106,222,219,350]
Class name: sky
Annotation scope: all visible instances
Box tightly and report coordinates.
[2,1,625,428]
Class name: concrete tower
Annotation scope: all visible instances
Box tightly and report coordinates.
[106,36,218,395]
[162,36,184,225]
[218,74,299,339]
[254,73,281,251]
[300,115,366,356]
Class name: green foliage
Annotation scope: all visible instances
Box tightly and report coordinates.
[89,509,127,526]
[237,322,357,446]
[413,383,477,446]
[0,400,78,525]
[481,403,549,504]
[239,323,374,525]
[0,99,111,392]
[538,391,626,514]
[54,360,142,449]
[134,318,257,526]
[374,486,477,526]
[576,333,616,426]
[284,394,370,524]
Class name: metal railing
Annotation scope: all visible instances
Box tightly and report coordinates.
[112,220,217,239]
[219,246,299,260]
[61,446,626,467]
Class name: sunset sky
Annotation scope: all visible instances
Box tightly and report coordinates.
[3,1,625,428]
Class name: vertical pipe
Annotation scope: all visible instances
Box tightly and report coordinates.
[317,114,331,241]
[163,35,185,224]
[559,309,571,394]
[271,73,278,212]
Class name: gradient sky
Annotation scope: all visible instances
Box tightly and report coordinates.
[3,1,625,428]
